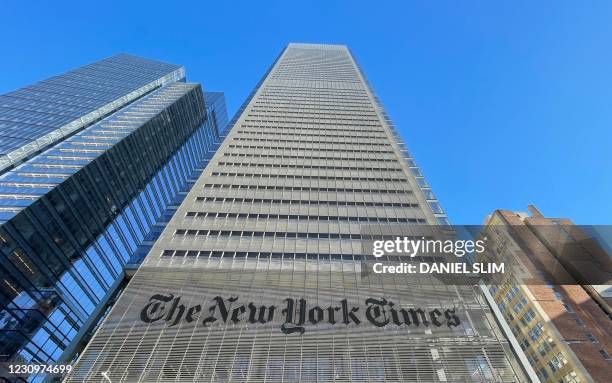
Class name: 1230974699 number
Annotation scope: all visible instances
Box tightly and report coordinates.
[8,364,73,375]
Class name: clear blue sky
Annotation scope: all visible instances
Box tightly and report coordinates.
[3,1,611,224]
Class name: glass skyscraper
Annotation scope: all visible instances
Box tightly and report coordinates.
[63,44,529,382]
[0,54,228,381]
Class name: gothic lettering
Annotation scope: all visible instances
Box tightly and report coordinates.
[140,294,461,333]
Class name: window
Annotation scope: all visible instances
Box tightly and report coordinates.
[520,308,536,325]
[537,339,554,356]
[548,352,567,372]
[512,296,528,314]
[528,322,544,341]
[561,371,579,383]
[585,333,597,343]
[428,201,443,214]
[511,325,520,337]
[536,367,548,381]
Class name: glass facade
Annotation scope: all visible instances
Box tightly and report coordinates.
[0,54,185,174]
[0,55,228,382]
[125,91,229,268]
[66,44,526,382]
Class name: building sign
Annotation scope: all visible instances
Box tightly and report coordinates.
[140,293,461,334]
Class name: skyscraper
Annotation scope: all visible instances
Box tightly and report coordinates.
[0,54,228,379]
[67,44,525,382]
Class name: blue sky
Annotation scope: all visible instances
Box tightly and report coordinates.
[3,1,611,224]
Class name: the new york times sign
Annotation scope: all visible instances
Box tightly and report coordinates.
[140,294,461,334]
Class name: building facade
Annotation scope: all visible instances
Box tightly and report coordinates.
[484,206,611,383]
[0,54,228,380]
[67,44,526,382]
